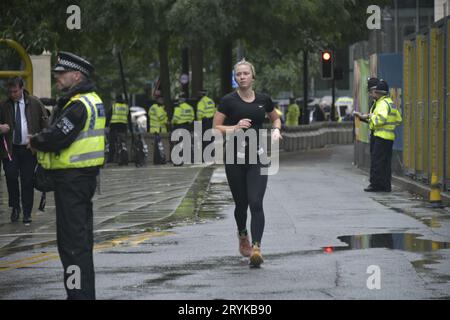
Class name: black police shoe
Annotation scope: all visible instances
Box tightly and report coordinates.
[364,185,381,192]
[10,207,20,222]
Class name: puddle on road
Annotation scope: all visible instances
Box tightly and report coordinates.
[323,233,450,281]
[320,233,450,284]
[324,233,450,253]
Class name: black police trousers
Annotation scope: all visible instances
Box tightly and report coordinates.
[51,168,98,300]
[370,136,393,191]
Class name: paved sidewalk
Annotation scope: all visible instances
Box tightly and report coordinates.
[0,164,213,257]
[1,145,449,299]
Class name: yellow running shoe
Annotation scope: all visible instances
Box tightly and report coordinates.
[249,244,264,267]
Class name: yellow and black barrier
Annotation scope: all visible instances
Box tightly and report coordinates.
[402,16,449,200]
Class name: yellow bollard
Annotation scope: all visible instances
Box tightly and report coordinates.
[429,173,443,208]
[0,39,33,94]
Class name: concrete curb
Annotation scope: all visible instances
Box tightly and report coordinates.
[392,174,450,207]
[346,156,449,208]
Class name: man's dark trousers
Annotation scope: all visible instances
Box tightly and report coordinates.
[2,145,37,219]
[52,169,98,300]
[370,136,393,191]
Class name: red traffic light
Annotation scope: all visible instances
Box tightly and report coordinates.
[322,52,332,61]
[321,50,334,80]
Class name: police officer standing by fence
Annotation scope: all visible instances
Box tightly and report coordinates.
[29,52,105,300]
[356,79,402,192]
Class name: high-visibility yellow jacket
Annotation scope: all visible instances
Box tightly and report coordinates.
[286,103,300,126]
[148,103,168,133]
[110,102,129,124]
[275,107,283,118]
[197,96,216,121]
[172,102,194,125]
[38,92,105,169]
[369,96,402,141]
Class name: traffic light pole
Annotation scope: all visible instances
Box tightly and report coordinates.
[331,76,336,121]
[303,50,309,125]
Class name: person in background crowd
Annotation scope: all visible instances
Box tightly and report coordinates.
[0,77,48,225]
[106,94,129,164]
[286,97,300,126]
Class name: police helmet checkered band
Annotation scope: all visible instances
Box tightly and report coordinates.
[53,51,94,77]
[56,59,89,75]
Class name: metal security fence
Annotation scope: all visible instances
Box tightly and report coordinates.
[402,17,449,191]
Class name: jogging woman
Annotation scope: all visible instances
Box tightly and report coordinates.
[213,59,282,267]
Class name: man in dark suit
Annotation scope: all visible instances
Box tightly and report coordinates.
[0,77,48,224]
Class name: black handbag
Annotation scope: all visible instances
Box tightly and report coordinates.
[33,164,54,192]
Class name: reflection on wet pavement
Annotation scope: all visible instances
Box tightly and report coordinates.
[335,233,450,252]
[0,165,223,258]
[372,192,450,231]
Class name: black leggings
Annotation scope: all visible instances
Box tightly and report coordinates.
[225,163,268,245]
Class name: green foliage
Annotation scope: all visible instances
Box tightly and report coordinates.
[0,0,388,100]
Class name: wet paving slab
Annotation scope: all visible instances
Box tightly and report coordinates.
[0,164,217,258]
[1,146,449,299]
[0,166,232,279]
[369,190,450,238]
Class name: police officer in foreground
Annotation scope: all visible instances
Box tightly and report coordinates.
[29,52,105,299]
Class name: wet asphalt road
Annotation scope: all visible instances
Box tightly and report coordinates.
[0,145,449,299]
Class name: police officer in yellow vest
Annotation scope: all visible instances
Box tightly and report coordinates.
[196,89,216,128]
[107,94,129,163]
[148,96,168,134]
[286,97,300,126]
[358,80,402,192]
[196,90,215,159]
[172,95,195,131]
[29,52,104,300]
[171,96,194,165]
